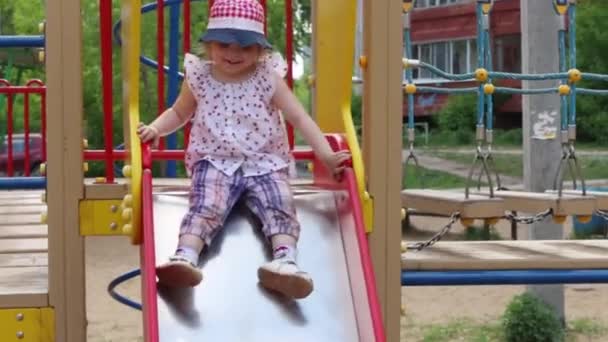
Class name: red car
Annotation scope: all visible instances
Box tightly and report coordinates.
[0,133,44,176]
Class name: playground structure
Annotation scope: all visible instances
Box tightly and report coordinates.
[3,0,608,341]
[0,0,401,341]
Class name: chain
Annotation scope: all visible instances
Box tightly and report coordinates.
[504,209,553,224]
[596,210,608,220]
[406,212,461,252]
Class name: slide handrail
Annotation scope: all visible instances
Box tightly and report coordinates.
[342,105,373,232]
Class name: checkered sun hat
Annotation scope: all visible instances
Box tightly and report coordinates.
[200,0,271,48]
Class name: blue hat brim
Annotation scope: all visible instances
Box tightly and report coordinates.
[199,28,272,49]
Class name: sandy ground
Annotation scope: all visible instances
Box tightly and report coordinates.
[85,214,608,341]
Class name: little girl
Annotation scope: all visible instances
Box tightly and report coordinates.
[137,0,350,299]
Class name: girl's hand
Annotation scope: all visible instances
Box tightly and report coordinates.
[136,122,160,147]
[320,150,351,181]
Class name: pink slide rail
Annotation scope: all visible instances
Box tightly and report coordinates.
[140,144,160,342]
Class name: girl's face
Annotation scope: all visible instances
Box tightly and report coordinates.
[209,42,262,78]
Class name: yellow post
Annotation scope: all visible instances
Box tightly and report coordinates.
[312,0,356,133]
[312,0,373,231]
[121,0,143,244]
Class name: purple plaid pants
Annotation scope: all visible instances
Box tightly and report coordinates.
[180,160,300,245]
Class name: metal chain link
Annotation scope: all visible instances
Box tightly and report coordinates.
[406,212,461,252]
[504,209,553,224]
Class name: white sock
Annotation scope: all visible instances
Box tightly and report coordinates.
[273,245,297,261]
[175,246,200,265]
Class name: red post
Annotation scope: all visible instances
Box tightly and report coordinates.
[183,0,192,149]
[24,92,30,176]
[285,0,295,149]
[157,0,166,150]
[41,87,47,162]
[100,0,115,182]
[7,93,14,177]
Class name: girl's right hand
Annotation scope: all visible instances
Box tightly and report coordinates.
[137,122,160,146]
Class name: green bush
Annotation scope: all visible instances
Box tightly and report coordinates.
[436,94,478,133]
[502,292,564,342]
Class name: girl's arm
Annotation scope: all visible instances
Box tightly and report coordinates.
[271,73,351,175]
[138,80,197,143]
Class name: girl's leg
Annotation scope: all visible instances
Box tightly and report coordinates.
[157,161,245,287]
[244,171,313,299]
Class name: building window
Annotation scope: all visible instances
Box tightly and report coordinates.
[414,0,462,8]
[407,39,477,82]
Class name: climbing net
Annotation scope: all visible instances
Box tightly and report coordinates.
[402,0,608,251]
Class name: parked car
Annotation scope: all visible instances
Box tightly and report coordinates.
[0,133,44,176]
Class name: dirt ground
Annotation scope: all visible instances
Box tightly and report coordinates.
[85,214,608,341]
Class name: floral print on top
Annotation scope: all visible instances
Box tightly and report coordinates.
[183,52,293,178]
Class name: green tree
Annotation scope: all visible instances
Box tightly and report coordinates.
[574,0,608,144]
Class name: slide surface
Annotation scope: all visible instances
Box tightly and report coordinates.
[151,182,379,341]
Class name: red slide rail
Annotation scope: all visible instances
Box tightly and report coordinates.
[140,144,160,342]
[0,79,46,177]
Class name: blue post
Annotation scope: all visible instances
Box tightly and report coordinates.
[166,2,181,178]
[476,4,485,127]
[568,4,577,126]
[402,269,608,286]
[0,177,46,190]
[0,36,45,48]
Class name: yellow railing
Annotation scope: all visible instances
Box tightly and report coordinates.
[121,0,143,244]
[341,103,374,232]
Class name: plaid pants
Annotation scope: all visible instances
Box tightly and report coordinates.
[180,160,300,245]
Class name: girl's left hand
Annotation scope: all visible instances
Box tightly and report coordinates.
[320,150,351,180]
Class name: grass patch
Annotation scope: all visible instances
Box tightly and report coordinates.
[434,152,608,181]
[402,318,608,342]
[567,318,607,338]
[403,165,469,189]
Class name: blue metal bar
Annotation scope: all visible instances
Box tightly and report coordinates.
[165,3,181,178]
[559,28,568,131]
[402,269,608,286]
[476,4,485,126]
[484,28,493,130]
[0,177,46,190]
[405,23,414,130]
[569,4,577,126]
[0,36,45,48]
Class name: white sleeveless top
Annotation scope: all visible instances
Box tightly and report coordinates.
[183,52,294,178]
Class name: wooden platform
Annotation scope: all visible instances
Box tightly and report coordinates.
[0,190,49,308]
[401,189,505,219]
[474,189,596,217]
[402,240,608,271]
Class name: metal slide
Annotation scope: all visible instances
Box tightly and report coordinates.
[150,182,381,341]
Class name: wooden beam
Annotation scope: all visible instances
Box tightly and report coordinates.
[475,190,595,217]
[362,0,402,339]
[46,0,86,339]
[403,240,608,271]
[402,189,505,219]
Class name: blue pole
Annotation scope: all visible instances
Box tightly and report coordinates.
[476,4,485,127]
[484,28,493,131]
[404,21,414,130]
[0,36,45,48]
[0,177,46,190]
[166,3,181,178]
[402,269,608,286]
[568,4,577,126]
[559,28,568,132]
